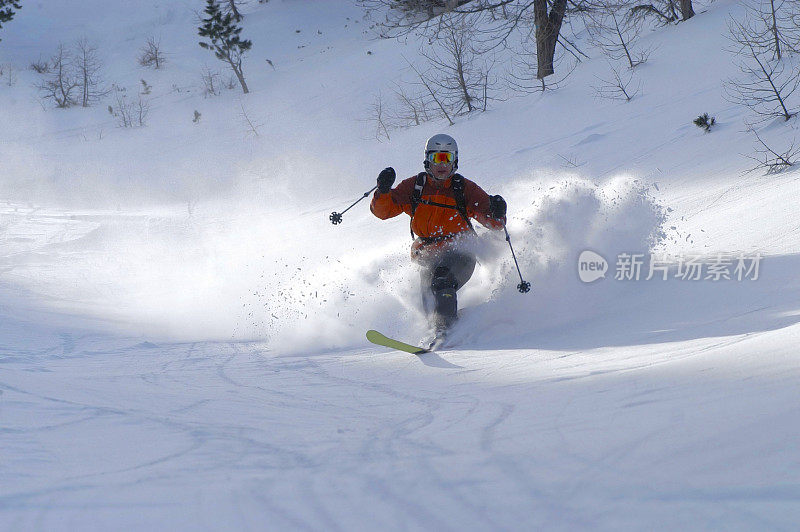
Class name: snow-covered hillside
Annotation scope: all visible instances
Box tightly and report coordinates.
[1,0,800,529]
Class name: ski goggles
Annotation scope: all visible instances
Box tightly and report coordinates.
[426,151,455,164]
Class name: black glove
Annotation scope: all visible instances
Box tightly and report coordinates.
[489,195,507,219]
[377,167,396,194]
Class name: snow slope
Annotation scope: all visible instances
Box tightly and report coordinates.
[1,0,800,529]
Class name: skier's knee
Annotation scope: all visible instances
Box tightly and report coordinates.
[431,266,457,291]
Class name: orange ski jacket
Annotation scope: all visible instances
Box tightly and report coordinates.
[370,174,505,260]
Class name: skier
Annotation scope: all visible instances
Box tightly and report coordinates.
[370,134,507,338]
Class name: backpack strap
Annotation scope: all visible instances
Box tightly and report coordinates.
[410,172,427,238]
[450,174,475,233]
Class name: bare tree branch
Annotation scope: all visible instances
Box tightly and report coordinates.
[36,44,79,108]
[110,86,149,128]
[735,0,800,61]
[239,102,263,136]
[139,37,166,69]
[725,18,799,123]
[592,61,641,100]
[391,81,434,126]
[405,55,455,125]
[369,92,392,140]
[742,128,799,174]
[74,37,109,107]
[585,5,651,69]
[419,18,496,114]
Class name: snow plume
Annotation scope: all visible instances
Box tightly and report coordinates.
[248,243,422,353]
[454,174,667,346]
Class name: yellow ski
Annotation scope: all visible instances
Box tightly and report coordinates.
[366,330,430,355]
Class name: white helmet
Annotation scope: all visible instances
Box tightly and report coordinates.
[425,133,458,158]
[424,133,458,175]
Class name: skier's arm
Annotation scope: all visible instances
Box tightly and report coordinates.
[370,176,413,219]
[465,181,506,229]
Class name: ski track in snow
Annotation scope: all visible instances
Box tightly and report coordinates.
[2,316,800,530]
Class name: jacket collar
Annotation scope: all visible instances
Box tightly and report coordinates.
[425,173,452,189]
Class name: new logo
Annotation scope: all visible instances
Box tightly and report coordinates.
[578,250,608,283]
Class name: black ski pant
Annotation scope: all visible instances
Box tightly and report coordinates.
[419,251,476,327]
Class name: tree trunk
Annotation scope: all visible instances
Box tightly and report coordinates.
[534,0,567,79]
[225,52,249,94]
[680,0,694,20]
[456,60,473,112]
[233,64,249,94]
[770,0,781,59]
[82,69,89,107]
[612,13,635,69]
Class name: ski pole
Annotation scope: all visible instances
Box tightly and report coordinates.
[503,224,531,293]
[329,185,378,225]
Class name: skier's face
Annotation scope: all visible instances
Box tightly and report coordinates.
[426,151,455,181]
[430,161,454,180]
